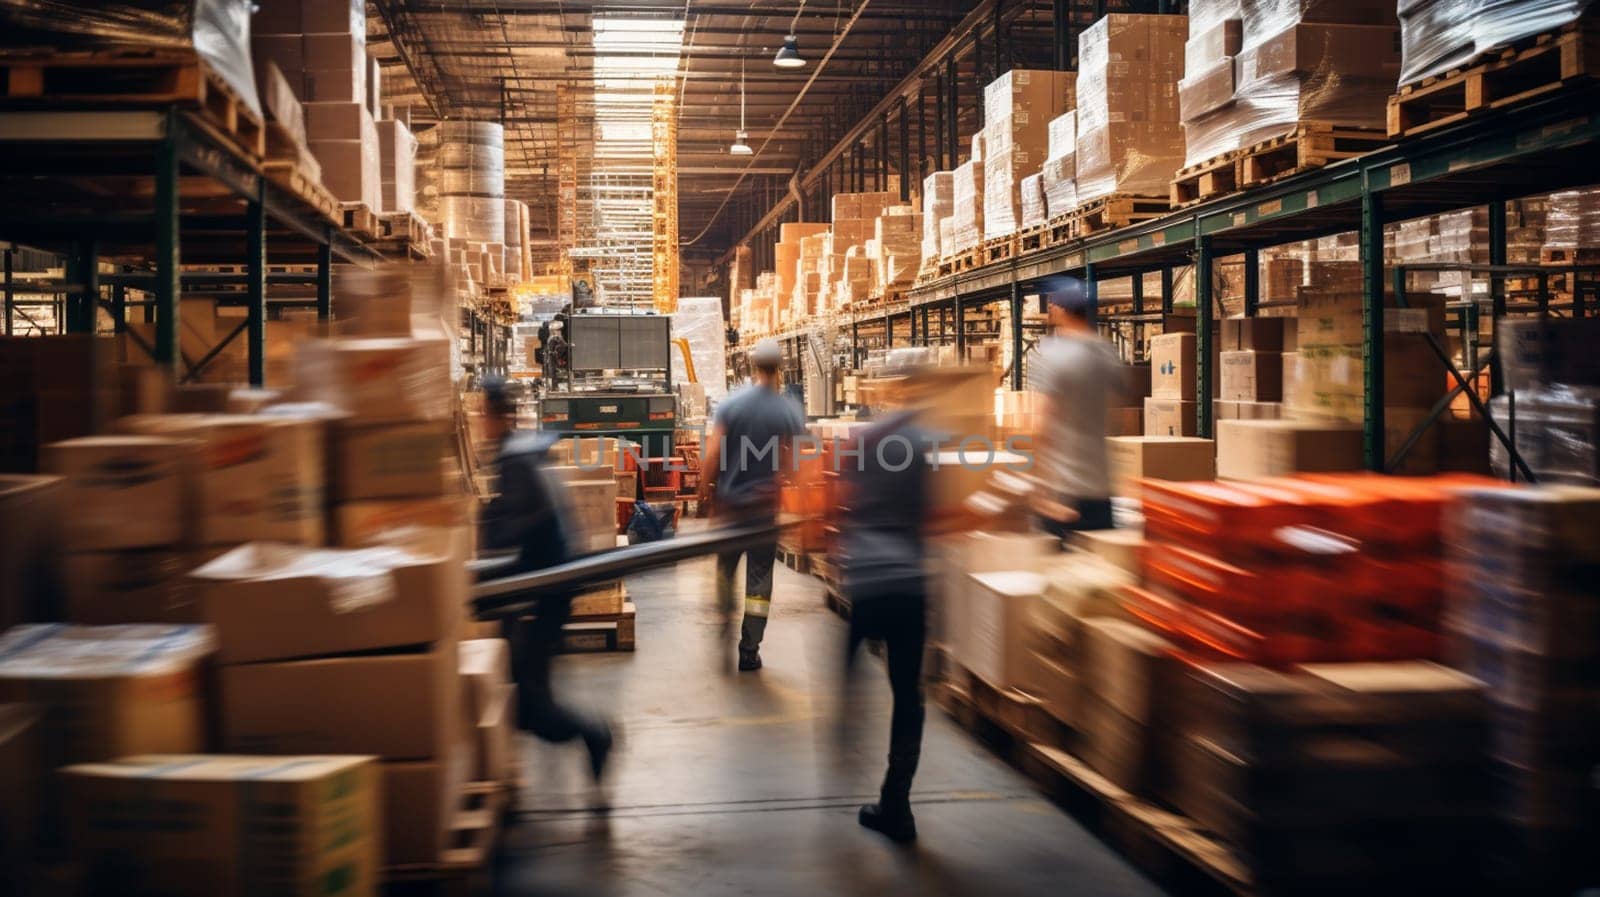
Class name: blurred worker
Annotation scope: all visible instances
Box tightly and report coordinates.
[478,377,614,787]
[1027,276,1126,536]
[542,319,568,388]
[698,338,806,672]
[837,358,937,843]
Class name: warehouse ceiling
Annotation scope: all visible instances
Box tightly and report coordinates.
[367,0,1071,266]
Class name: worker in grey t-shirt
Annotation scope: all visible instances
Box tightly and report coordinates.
[699,338,806,671]
[1026,276,1127,536]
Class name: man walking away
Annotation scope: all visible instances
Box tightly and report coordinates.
[478,377,614,788]
[698,338,806,672]
[1027,276,1127,537]
[838,392,934,843]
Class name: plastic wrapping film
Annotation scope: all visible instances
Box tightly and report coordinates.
[1401,0,1592,85]
[1041,110,1078,219]
[438,120,505,241]
[0,0,261,118]
[1020,173,1048,229]
[1490,386,1600,485]
[670,297,728,406]
[503,199,527,249]
[981,70,1075,239]
[1544,188,1600,255]
[1075,14,1189,204]
[922,171,955,262]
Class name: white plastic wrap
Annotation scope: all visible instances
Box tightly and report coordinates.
[1544,188,1600,256]
[439,120,506,242]
[949,160,985,254]
[1490,386,1600,485]
[671,297,728,404]
[0,0,262,118]
[1401,0,1592,85]
[1020,173,1048,229]
[1075,14,1189,203]
[922,171,955,262]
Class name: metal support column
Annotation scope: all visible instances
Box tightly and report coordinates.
[955,296,966,357]
[1161,266,1174,315]
[1132,271,1144,316]
[1360,186,1385,471]
[878,114,889,192]
[1487,200,1508,397]
[851,320,860,369]
[934,70,947,171]
[946,56,959,164]
[1242,247,1259,317]
[316,237,333,322]
[921,306,930,347]
[65,240,97,334]
[1053,0,1071,70]
[898,97,910,202]
[1194,236,1214,438]
[246,190,267,386]
[112,280,127,334]
[153,124,180,372]
[2,249,10,336]
[1010,276,1024,390]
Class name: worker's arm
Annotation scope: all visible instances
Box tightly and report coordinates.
[481,455,551,552]
[697,422,725,505]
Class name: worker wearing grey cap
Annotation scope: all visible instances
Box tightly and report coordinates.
[698,338,806,671]
[1027,276,1126,536]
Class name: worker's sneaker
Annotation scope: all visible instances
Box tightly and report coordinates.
[858,803,916,843]
[737,653,763,672]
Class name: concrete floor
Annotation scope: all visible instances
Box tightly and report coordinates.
[495,552,1169,897]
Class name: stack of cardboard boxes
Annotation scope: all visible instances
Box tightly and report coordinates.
[870,206,923,294]
[1216,316,1286,420]
[379,117,418,215]
[1399,0,1592,84]
[946,156,985,257]
[1074,14,1188,204]
[1040,110,1078,220]
[1177,0,1244,167]
[0,336,118,471]
[921,172,955,268]
[980,70,1076,241]
[1491,317,1600,484]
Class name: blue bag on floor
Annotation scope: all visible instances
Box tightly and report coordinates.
[627,501,679,544]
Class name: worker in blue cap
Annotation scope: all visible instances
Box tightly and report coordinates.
[1026,275,1127,536]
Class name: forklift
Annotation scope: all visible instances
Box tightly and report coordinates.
[538,309,679,459]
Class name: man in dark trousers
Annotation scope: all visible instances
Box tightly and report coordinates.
[698,338,806,672]
[478,377,614,786]
[838,365,935,843]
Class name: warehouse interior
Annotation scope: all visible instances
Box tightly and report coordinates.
[2,0,1600,895]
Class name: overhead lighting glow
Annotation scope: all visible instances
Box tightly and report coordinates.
[773,35,804,68]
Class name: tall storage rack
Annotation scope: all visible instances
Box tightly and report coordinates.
[737,85,1600,476]
[0,107,390,387]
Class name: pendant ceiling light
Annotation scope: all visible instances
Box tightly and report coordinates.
[731,59,753,154]
[773,0,807,68]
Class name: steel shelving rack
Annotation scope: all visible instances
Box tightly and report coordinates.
[0,107,391,387]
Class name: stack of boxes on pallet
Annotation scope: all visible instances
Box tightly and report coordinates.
[1074,14,1187,205]
[1040,110,1078,220]
[921,172,955,270]
[947,147,985,258]
[1398,0,1594,85]
[981,70,1076,242]
[254,0,415,215]
[869,205,924,295]
[1493,316,1600,484]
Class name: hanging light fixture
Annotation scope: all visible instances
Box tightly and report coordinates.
[773,0,807,68]
[731,58,754,154]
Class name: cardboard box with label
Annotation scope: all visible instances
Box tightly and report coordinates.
[41,436,191,550]
[330,419,451,501]
[64,754,379,897]
[294,338,453,423]
[190,539,464,664]
[1143,397,1198,437]
[1149,332,1196,400]
[1106,436,1215,497]
[0,624,213,764]
[1220,350,1283,402]
[1215,419,1364,480]
[116,414,325,546]
[221,640,456,759]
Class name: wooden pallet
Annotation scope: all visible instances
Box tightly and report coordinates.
[1540,245,1600,265]
[1171,150,1242,207]
[938,664,1054,746]
[1017,222,1051,254]
[380,210,433,244]
[0,49,265,157]
[381,780,506,897]
[1387,19,1600,139]
[823,586,851,620]
[1236,124,1388,187]
[937,247,983,277]
[1046,212,1075,245]
[979,235,1016,266]
[558,601,637,653]
[1071,194,1169,237]
[341,201,381,239]
[263,152,340,224]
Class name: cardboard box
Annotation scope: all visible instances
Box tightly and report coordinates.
[1220,350,1284,402]
[63,754,378,897]
[965,571,1047,692]
[1150,332,1196,400]
[63,550,198,625]
[1220,317,1285,352]
[1106,436,1215,497]
[1144,397,1198,437]
[0,475,64,633]
[458,638,511,724]
[1107,405,1145,437]
[303,100,370,142]
[295,338,453,422]
[0,624,212,764]
[116,414,325,546]
[476,683,514,785]
[1080,618,1177,725]
[572,581,625,617]
[1384,406,1442,476]
[220,640,457,759]
[941,532,1058,663]
[1215,419,1363,480]
[1069,528,1146,576]
[41,436,190,550]
[334,496,474,547]
[329,419,451,501]
[190,539,464,664]
[1079,691,1168,796]
[382,758,465,866]
[1215,400,1282,420]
